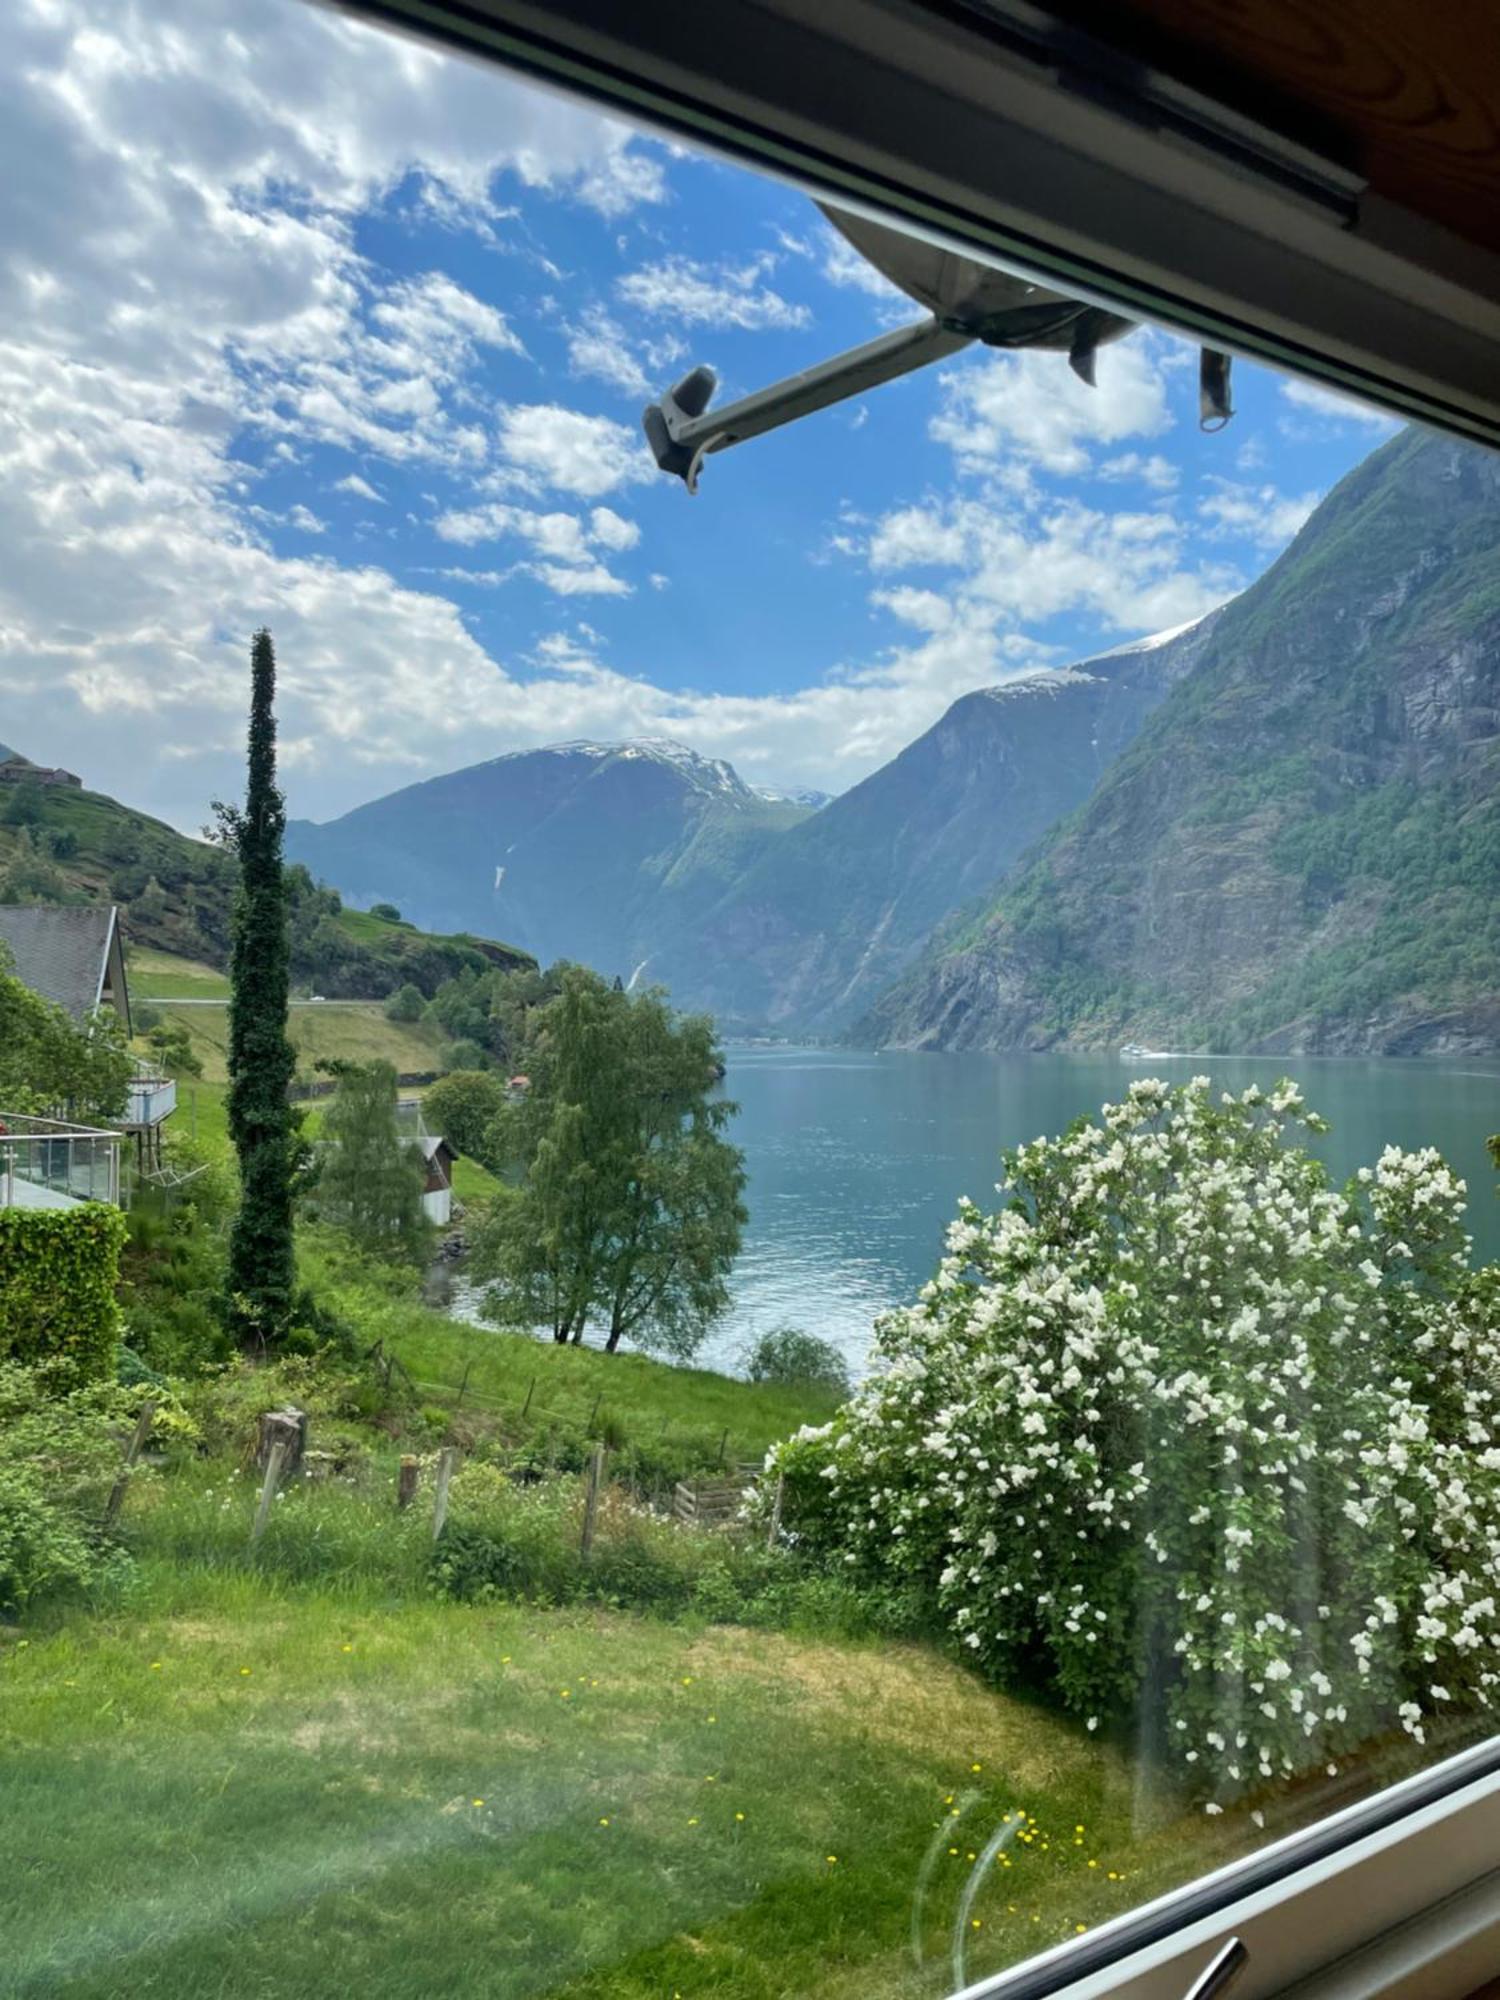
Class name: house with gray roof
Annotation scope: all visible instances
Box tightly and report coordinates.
[0,904,177,1195]
[0,904,130,1032]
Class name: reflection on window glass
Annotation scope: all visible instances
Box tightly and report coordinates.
[2,3,1498,1997]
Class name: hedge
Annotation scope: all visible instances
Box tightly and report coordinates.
[0,1204,126,1385]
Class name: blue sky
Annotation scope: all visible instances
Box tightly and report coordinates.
[0,0,1400,829]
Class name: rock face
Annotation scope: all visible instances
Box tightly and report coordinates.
[287,740,810,982]
[862,428,1500,1055]
[657,615,1222,1032]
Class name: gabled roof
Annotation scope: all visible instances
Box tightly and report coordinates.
[0,904,126,1025]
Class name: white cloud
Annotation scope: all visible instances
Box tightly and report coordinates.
[1199,477,1321,551]
[864,493,1237,634]
[565,308,653,399]
[334,474,384,503]
[493,404,651,498]
[431,499,637,595]
[1280,378,1401,432]
[288,504,326,535]
[589,507,640,552]
[1098,452,1178,492]
[532,561,632,598]
[563,307,685,402]
[617,255,810,331]
[931,337,1171,475]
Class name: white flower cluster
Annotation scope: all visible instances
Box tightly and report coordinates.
[766,1079,1500,1804]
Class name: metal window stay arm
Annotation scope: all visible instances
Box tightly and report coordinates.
[643,315,975,492]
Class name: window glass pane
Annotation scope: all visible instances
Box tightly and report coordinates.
[2,7,1497,1998]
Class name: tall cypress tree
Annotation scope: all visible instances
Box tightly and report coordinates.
[220,629,299,1345]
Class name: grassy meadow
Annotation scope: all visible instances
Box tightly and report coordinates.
[1,1507,1244,2000]
[146,998,444,1084]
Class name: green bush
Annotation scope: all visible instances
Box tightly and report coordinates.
[0,1363,139,1612]
[0,1204,127,1386]
[384,982,425,1023]
[743,1326,850,1395]
[175,1351,386,1459]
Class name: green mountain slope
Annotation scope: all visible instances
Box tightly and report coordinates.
[0,772,532,998]
[861,428,1500,1056]
[656,615,1223,1032]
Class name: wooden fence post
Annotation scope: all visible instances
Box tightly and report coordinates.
[521,1378,536,1418]
[716,1428,729,1467]
[766,1472,785,1552]
[249,1441,286,1550]
[580,1443,605,1559]
[397,1455,419,1510]
[431,1446,458,1542]
[587,1392,601,1431]
[455,1360,472,1410]
[105,1401,156,1527]
[257,1407,308,1482]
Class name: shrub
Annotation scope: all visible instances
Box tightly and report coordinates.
[441,1039,490,1074]
[0,1204,127,1386]
[743,1325,850,1395]
[764,1077,1500,1806]
[175,1351,384,1459]
[0,1363,141,1612]
[384,982,425,1023]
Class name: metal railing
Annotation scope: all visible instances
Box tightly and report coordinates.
[125,1067,177,1128]
[0,1112,122,1209]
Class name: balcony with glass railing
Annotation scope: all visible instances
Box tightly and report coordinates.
[124,1065,177,1130]
[0,1113,122,1210]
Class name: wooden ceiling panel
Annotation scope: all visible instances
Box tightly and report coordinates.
[1048,0,1500,253]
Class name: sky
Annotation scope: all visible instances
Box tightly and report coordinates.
[1,0,1402,831]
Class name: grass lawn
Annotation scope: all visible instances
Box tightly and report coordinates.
[127,945,231,1000]
[153,1000,444,1085]
[329,1267,844,1465]
[0,1553,1243,2000]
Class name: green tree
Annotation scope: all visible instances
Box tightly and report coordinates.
[473,969,745,1355]
[312,1060,428,1261]
[145,1020,203,1080]
[369,902,402,923]
[422,1069,507,1166]
[0,950,132,1119]
[384,981,425,1023]
[217,630,302,1347]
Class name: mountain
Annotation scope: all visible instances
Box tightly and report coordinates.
[863,428,1500,1056]
[286,739,812,981]
[0,769,531,998]
[753,784,833,810]
[654,615,1223,1032]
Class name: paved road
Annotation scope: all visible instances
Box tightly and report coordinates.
[140,996,369,1007]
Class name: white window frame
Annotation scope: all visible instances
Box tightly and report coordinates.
[328,3,1500,1989]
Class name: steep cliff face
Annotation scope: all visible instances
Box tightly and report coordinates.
[864,429,1500,1055]
[660,614,1222,1032]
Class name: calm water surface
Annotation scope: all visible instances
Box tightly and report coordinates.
[699,1047,1500,1376]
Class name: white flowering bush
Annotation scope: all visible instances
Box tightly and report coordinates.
[765,1078,1500,1804]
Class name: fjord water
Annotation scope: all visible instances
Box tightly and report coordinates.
[703,1047,1500,1377]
